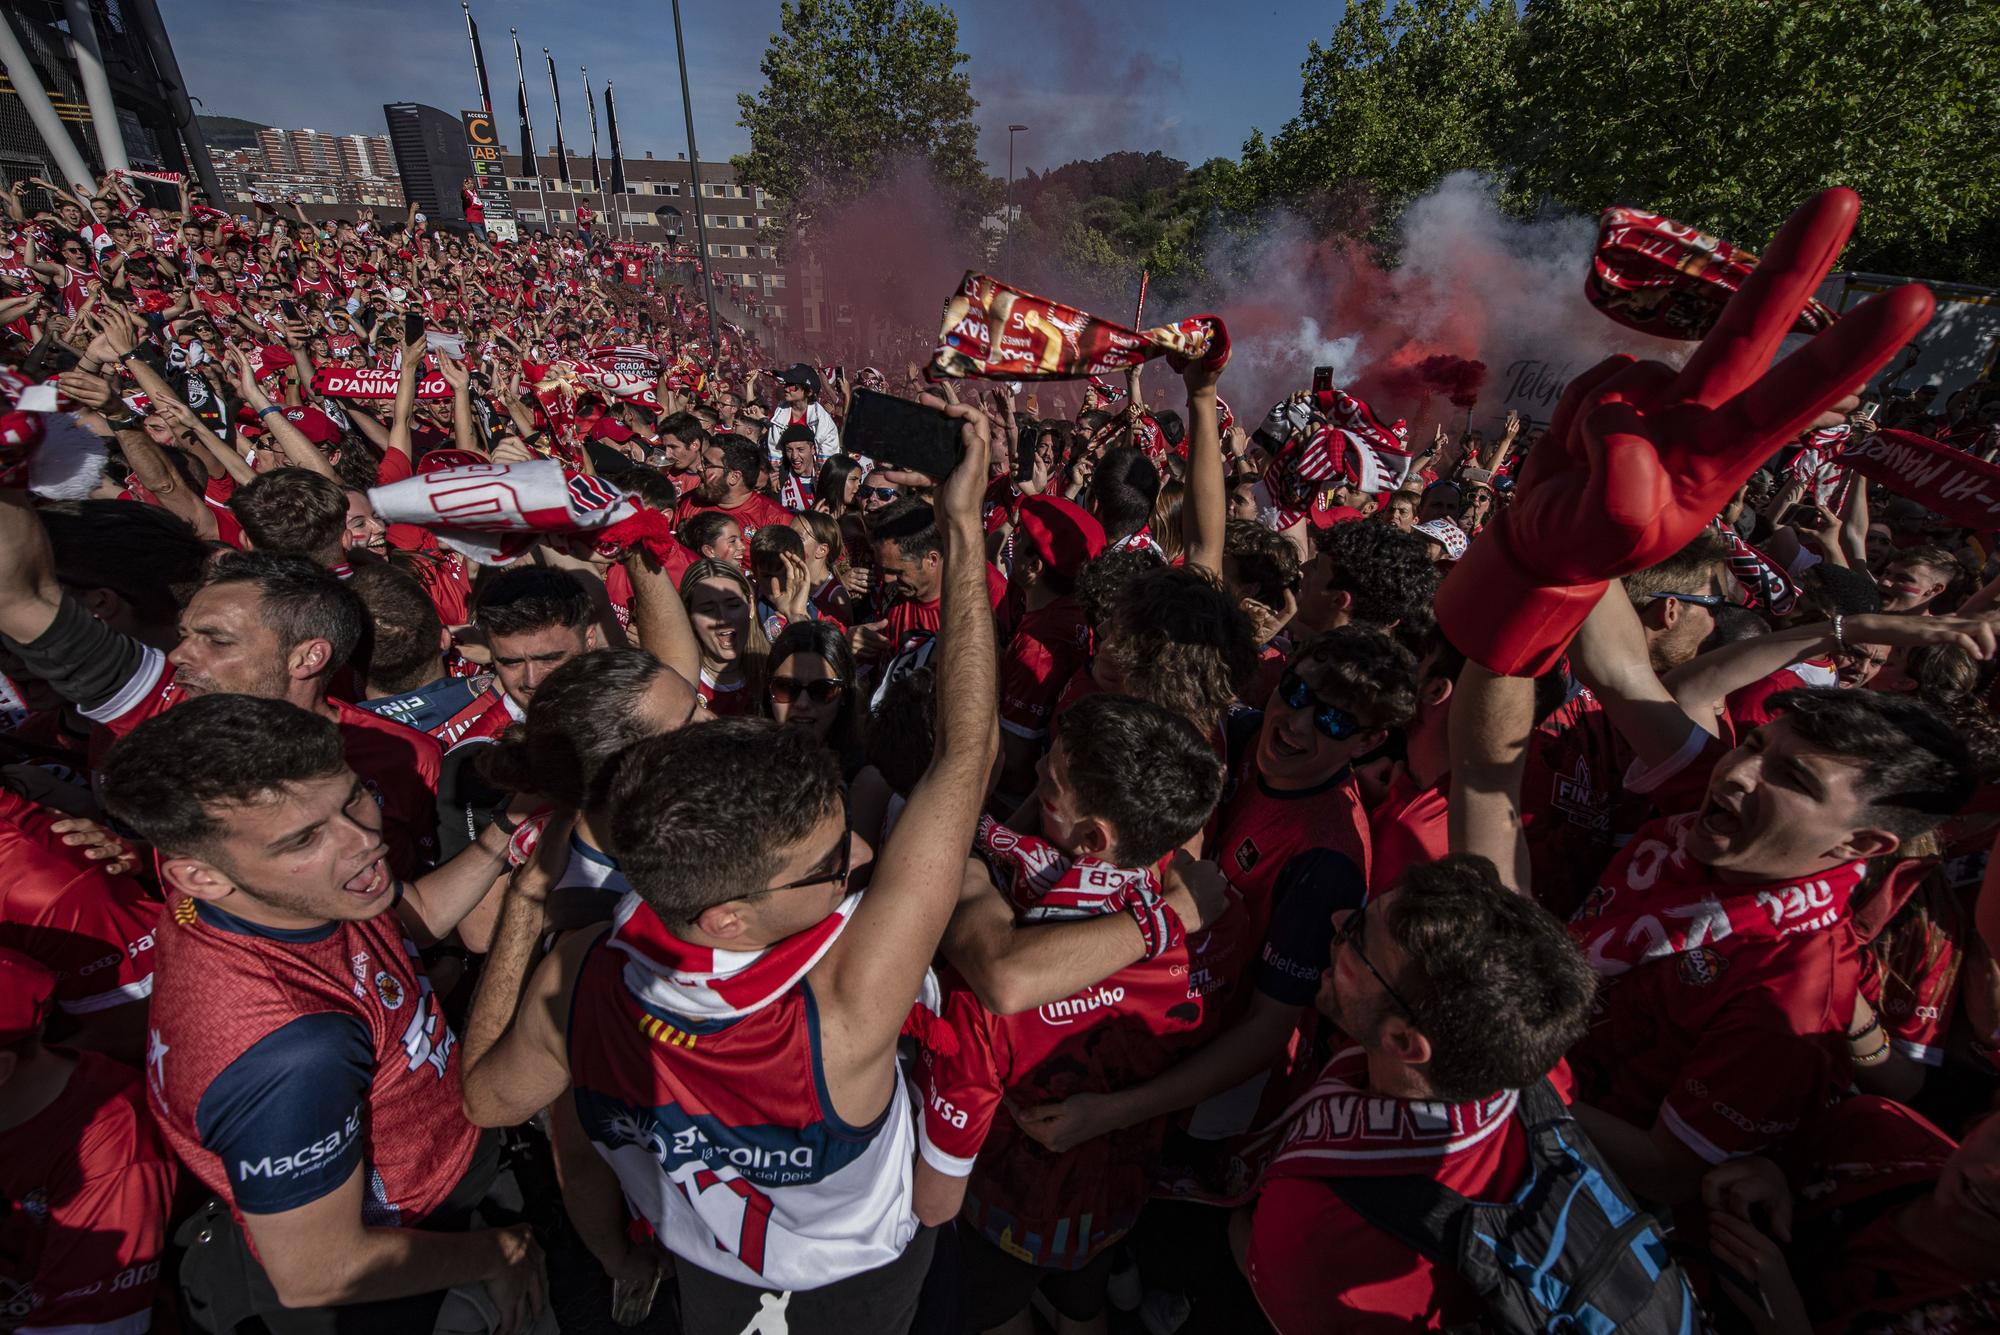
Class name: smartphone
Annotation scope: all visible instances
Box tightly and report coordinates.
[280,300,300,321]
[1854,402,1880,423]
[1312,366,1334,395]
[835,365,845,383]
[844,389,963,479]
[403,311,425,345]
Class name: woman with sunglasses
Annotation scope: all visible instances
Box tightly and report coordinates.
[767,620,865,775]
[680,559,768,718]
[812,452,864,519]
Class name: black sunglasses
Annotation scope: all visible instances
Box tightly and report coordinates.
[1333,901,1414,1016]
[1647,590,1733,610]
[1278,668,1363,741]
[862,486,899,501]
[769,676,847,706]
[760,791,853,896]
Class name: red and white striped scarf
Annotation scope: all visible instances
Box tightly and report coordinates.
[605,889,862,1021]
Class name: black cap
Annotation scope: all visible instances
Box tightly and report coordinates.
[776,362,821,395]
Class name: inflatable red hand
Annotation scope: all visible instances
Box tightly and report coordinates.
[1436,188,1934,677]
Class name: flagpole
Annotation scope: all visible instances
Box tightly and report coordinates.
[510,29,548,229]
[582,67,609,243]
[670,0,719,359]
[606,80,628,243]
[545,48,573,232]
[461,1,493,118]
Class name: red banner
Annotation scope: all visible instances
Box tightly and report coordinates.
[930,272,1227,381]
[1587,206,1838,341]
[311,367,453,400]
[1840,429,2000,532]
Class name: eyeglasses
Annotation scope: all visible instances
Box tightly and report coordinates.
[759,791,853,896]
[1332,901,1414,1016]
[862,486,899,501]
[1647,591,1732,609]
[1278,668,1363,741]
[769,676,847,706]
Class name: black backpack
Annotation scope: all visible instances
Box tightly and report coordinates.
[1327,1080,1703,1335]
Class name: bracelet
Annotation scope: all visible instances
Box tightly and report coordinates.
[1852,1036,1892,1066]
[1831,614,1847,654]
[256,405,284,419]
[1845,1015,1881,1042]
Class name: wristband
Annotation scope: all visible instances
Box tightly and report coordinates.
[1831,615,1848,655]
[1113,884,1182,962]
[256,404,284,419]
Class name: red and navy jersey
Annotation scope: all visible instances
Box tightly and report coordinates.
[145,892,477,1237]
[0,790,161,1020]
[566,908,920,1291]
[1520,683,1629,920]
[0,1052,176,1334]
[1368,765,1449,895]
[916,837,1202,1269]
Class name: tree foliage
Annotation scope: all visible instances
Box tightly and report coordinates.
[732,0,989,245]
[1507,0,2000,283]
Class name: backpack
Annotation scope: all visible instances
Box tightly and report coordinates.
[1326,1079,1704,1335]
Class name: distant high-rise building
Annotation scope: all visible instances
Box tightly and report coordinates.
[256,127,294,172]
[339,134,392,178]
[383,103,473,224]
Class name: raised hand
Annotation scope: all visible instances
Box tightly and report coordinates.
[1436,189,1934,676]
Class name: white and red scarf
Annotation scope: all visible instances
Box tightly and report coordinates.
[1569,814,1864,978]
[1264,1046,1522,1181]
[367,459,681,567]
[606,888,861,1021]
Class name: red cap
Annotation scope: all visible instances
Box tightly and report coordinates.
[255,345,295,381]
[1311,499,1369,529]
[418,448,487,474]
[1017,494,1105,577]
[589,417,635,444]
[0,947,55,1044]
[282,405,339,445]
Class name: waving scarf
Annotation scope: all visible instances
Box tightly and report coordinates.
[1840,428,2000,534]
[367,459,686,568]
[1588,206,1838,341]
[931,272,1228,382]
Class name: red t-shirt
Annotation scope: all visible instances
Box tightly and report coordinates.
[1367,765,1450,894]
[1724,660,1836,737]
[1520,684,1629,919]
[697,668,756,717]
[0,1052,176,1332]
[915,827,1202,1269]
[674,491,793,549]
[1566,815,1861,1163]
[1247,1049,1575,1333]
[997,596,1091,741]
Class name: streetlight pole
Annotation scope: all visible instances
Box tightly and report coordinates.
[1004,123,1027,273]
[670,0,720,359]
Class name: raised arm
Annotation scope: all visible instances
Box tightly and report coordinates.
[1180,351,1226,576]
[386,331,425,468]
[817,397,999,1050]
[623,548,700,688]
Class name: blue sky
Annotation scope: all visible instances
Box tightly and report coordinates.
[158,0,1340,175]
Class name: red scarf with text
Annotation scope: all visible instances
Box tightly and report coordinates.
[1570,814,1864,978]
[931,272,1229,382]
[1839,428,2000,534]
[1588,206,1837,341]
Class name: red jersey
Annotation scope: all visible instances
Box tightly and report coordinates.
[1520,684,1628,919]
[916,826,1201,1268]
[0,1052,176,1333]
[0,790,161,1021]
[1566,815,1861,1163]
[145,891,478,1235]
[1367,765,1449,895]
[996,597,1090,741]
[82,648,440,875]
[674,491,793,548]
[437,685,519,750]
[877,565,1012,662]
[1247,1049,1575,1333]
[696,668,755,717]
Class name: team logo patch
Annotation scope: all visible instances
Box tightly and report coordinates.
[1573,884,1615,922]
[1677,946,1728,987]
[374,971,406,1010]
[1233,838,1260,873]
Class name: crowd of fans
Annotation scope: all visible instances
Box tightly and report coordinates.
[0,171,1998,1335]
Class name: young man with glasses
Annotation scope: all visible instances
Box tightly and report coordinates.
[1012,625,1420,1167]
[458,402,998,1335]
[1241,857,1597,1331]
[673,432,791,545]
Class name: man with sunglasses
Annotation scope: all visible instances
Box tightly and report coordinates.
[1012,626,1421,1165]
[458,400,998,1335]
[1242,857,1597,1331]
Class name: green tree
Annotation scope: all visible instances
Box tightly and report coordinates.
[1253,0,1520,240]
[732,0,990,246]
[1507,0,2000,284]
